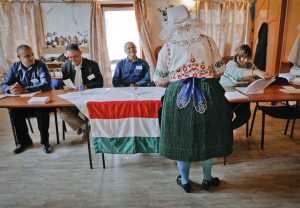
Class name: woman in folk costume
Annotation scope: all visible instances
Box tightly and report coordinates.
[153,5,233,193]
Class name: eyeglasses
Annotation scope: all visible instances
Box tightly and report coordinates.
[24,53,34,58]
[67,54,80,60]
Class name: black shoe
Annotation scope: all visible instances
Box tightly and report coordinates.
[177,175,191,193]
[42,144,52,153]
[202,177,220,191]
[13,142,33,154]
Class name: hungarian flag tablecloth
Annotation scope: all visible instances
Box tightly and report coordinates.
[87,100,161,154]
[58,87,165,154]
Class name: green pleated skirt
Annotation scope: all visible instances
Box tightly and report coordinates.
[159,78,233,162]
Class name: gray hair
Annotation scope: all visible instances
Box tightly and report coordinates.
[66,43,81,52]
[124,42,136,50]
[17,45,31,56]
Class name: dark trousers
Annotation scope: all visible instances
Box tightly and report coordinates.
[9,107,53,145]
[228,102,251,130]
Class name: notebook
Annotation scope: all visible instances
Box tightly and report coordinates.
[28,96,50,104]
[235,77,276,94]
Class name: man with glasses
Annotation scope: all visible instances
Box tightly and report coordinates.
[113,42,150,87]
[60,43,103,140]
[1,45,54,154]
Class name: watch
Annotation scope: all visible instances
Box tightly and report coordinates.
[25,87,29,93]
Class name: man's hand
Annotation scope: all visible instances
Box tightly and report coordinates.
[130,83,138,87]
[10,83,26,94]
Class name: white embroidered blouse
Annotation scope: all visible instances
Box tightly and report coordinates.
[153,34,226,84]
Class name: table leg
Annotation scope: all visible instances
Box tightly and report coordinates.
[65,107,93,169]
[85,116,93,169]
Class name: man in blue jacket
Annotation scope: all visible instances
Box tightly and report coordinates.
[1,45,54,154]
[113,42,150,87]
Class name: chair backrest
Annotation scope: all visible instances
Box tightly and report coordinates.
[270,77,290,85]
[51,79,61,89]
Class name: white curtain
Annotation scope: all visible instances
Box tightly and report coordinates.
[0,0,41,75]
[197,0,251,57]
[89,0,112,87]
[134,0,156,79]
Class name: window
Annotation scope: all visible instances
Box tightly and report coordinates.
[103,5,140,77]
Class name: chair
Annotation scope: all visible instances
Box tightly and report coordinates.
[249,77,300,149]
[10,108,60,146]
[51,79,61,90]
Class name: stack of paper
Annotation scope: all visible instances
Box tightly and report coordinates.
[28,96,50,104]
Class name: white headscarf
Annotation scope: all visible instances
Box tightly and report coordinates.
[159,5,206,57]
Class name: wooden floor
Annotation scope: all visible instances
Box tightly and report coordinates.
[0,103,300,207]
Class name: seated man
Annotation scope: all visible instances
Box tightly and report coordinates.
[113,42,150,87]
[1,45,54,154]
[60,43,104,140]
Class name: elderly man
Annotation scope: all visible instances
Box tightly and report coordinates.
[60,43,103,140]
[113,42,150,87]
[1,45,54,154]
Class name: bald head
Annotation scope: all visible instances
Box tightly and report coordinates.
[124,42,137,60]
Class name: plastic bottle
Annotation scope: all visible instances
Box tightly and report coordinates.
[79,86,85,95]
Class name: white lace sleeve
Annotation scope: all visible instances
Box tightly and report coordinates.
[209,37,226,75]
[153,45,169,84]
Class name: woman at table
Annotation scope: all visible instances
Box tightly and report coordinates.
[153,5,233,193]
[220,45,271,130]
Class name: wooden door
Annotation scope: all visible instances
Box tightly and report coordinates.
[252,0,287,76]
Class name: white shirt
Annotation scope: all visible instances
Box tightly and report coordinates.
[73,59,83,87]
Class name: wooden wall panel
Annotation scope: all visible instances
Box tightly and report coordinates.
[281,0,300,62]
[253,0,287,76]
[265,0,281,75]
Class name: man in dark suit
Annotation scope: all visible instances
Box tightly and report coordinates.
[1,45,54,154]
[60,43,103,140]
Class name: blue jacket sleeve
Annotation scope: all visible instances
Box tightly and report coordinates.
[1,66,17,94]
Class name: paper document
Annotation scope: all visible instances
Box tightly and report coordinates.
[236,77,276,94]
[20,91,41,97]
[28,96,50,104]
[279,89,300,94]
[0,94,19,99]
[225,91,249,100]
[63,79,76,89]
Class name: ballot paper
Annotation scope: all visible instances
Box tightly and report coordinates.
[20,91,41,97]
[236,77,276,94]
[28,96,49,104]
[279,89,300,94]
[63,79,76,89]
[225,91,249,100]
